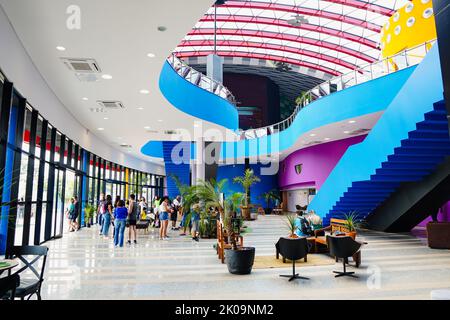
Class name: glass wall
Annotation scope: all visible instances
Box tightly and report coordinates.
[0,71,165,254]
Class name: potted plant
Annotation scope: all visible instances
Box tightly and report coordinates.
[195,179,255,275]
[285,214,298,238]
[342,211,361,239]
[84,204,95,228]
[233,169,261,221]
[259,189,280,215]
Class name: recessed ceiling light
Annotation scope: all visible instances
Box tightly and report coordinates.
[344,130,350,134]
[324,137,331,141]
[56,46,66,51]
[117,137,123,140]
[97,128,105,131]
[147,53,156,58]
[348,120,356,124]
[144,126,151,129]
[102,74,113,80]
[157,119,163,122]
[310,133,316,137]
[137,107,144,110]
[103,117,109,120]
[140,89,150,94]
[82,97,89,101]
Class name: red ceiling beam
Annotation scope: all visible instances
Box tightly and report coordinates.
[187,28,377,63]
[177,39,358,71]
[175,50,342,76]
[220,1,382,33]
[322,0,394,16]
[200,14,378,49]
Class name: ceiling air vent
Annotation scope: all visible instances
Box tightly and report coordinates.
[97,101,125,109]
[89,107,107,113]
[164,130,181,135]
[61,58,101,73]
[119,144,132,149]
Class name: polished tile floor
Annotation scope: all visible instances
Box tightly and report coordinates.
[40,215,450,300]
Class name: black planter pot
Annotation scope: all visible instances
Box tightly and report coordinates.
[225,247,256,275]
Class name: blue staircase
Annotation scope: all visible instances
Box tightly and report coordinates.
[323,101,450,226]
[308,44,449,226]
[162,141,191,198]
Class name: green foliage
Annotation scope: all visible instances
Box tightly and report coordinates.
[84,204,96,222]
[259,189,280,209]
[285,214,297,236]
[233,169,261,207]
[342,211,363,232]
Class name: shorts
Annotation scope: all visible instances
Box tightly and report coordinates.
[170,211,177,221]
[128,220,137,226]
[160,212,169,221]
[191,220,199,233]
[69,215,78,222]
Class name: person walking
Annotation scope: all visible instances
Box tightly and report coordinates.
[113,200,128,247]
[191,204,201,242]
[72,196,80,231]
[127,194,138,245]
[171,195,181,230]
[97,193,106,235]
[101,195,114,238]
[67,198,76,232]
[159,196,172,240]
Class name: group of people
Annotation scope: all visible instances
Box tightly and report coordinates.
[96,193,140,247]
[294,208,323,237]
[152,195,200,241]
[66,193,201,246]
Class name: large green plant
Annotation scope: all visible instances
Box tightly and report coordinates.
[285,214,297,237]
[233,169,261,207]
[84,204,95,224]
[259,189,280,210]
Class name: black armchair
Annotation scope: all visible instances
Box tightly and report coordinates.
[277,237,310,282]
[0,274,20,300]
[327,236,363,278]
[6,245,49,300]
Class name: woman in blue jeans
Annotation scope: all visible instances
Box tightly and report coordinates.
[114,199,128,247]
[101,195,113,238]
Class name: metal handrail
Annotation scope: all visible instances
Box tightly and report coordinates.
[239,39,436,141]
[167,54,237,106]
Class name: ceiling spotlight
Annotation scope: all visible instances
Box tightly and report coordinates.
[137,107,144,110]
[97,128,105,131]
[157,119,163,122]
[102,74,113,80]
[140,89,150,94]
[144,126,151,130]
[147,53,156,58]
[82,97,89,101]
[344,130,350,134]
[324,137,331,141]
[309,133,316,137]
[56,46,66,51]
[348,120,356,124]
[103,117,109,120]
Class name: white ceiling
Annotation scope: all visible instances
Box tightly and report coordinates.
[0,0,234,163]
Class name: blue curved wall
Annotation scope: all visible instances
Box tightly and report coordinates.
[144,65,416,161]
[159,61,239,131]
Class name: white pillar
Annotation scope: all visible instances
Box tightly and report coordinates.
[191,160,197,186]
[207,54,223,83]
[195,138,205,183]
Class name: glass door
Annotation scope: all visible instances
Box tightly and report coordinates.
[52,168,66,239]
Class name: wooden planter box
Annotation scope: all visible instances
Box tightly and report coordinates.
[427,222,450,249]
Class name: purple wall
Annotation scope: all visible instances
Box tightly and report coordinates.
[279,135,366,191]
[418,201,450,226]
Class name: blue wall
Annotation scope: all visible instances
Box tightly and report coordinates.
[159,62,239,131]
[216,163,279,208]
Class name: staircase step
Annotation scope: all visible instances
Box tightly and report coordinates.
[381,161,438,170]
[370,174,423,182]
[393,146,450,155]
[375,168,431,176]
[401,138,450,148]
[409,130,449,139]
[416,121,449,131]
[424,109,448,121]
[388,154,445,163]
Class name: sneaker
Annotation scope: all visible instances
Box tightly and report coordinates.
[133,240,137,244]
[193,237,199,242]
[127,240,131,245]
[163,237,169,240]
